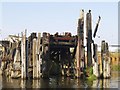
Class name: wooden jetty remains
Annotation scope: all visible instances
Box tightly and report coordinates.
[101,40,111,78]
[0,9,111,79]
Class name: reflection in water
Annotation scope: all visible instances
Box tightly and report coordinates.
[21,80,25,88]
[92,79,110,88]
[0,71,119,88]
[32,80,40,88]
[0,75,2,89]
[103,79,110,88]
[92,79,99,88]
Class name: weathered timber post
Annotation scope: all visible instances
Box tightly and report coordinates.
[28,33,37,78]
[104,42,107,78]
[106,42,110,78]
[101,40,110,78]
[26,37,29,79]
[80,10,85,71]
[36,33,42,78]
[93,44,99,77]
[42,33,50,78]
[33,38,37,79]
[86,10,92,67]
[21,30,28,79]
[102,42,110,78]
[101,40,105,78]
[76,9,84,77]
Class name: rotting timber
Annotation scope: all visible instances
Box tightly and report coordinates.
[42,32,77,78]
[0,9,111,79]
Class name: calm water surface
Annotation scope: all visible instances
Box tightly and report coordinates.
[0,71,119,89]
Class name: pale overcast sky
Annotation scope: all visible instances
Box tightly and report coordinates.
[0,1,119,51]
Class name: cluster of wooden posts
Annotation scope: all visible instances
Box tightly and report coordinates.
[0,9,111,79]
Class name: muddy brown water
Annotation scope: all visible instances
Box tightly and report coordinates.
[0,71,119,89]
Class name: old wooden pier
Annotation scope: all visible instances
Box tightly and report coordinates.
[0,9,111,79]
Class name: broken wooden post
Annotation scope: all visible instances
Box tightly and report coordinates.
[101,40,105,78]
[103,42,107,78]
[103,42,110,78]
[36,33,42,78]
[101,40,110,78]
[75,9,84,77]
[33,38,37,79]
[28,33,37,78]
[21,30,28,79]
[86,10,92,67]
[106,42,110,78]
[42,33,50,78]
[80,10,85,72]
[26,38,29,79]
[93,43,99,77]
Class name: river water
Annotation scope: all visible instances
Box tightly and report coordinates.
[0,71,119,89]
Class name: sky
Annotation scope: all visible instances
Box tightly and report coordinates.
[0,1,119,51]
